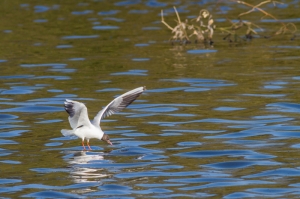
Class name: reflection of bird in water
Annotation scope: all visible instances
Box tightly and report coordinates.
[61,86,146,150]
[69,151,104,164]
[66,151,110,183]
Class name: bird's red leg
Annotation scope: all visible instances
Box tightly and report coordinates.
[87,140,92,150]
[82,140,86,150]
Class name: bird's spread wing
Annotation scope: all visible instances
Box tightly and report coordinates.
[64,99,92,129]
[92,86,145,126]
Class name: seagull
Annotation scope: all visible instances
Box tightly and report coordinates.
[61,86,146,150]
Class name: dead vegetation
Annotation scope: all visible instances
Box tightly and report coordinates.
[161,6,215,45]
[161,0,297,45]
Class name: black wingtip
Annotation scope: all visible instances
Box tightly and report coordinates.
[64,101,75,117]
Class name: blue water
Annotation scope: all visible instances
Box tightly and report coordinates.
[1,0,300,198]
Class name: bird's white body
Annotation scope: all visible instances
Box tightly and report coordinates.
[61,86,145,149]
[72,125,103,140]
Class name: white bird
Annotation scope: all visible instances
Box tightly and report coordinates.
[61,86,146,150]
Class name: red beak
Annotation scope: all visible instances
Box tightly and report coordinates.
[107,140,113,145]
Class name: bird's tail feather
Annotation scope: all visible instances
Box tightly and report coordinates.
[61,129,74,137]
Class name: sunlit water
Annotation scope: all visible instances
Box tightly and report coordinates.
[1,0,300,198]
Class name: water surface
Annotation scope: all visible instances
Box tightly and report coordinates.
[1,0,300,198]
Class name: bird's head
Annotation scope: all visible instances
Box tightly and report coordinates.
[101,134,112,145]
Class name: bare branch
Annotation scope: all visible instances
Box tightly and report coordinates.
[173,6,181,24]
[161,10,174,31]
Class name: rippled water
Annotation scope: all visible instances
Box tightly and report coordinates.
[1,0,300,198]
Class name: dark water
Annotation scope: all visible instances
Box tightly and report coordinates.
[1,0,300,198]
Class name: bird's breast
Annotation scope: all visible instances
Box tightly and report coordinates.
[74,125,103,139]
